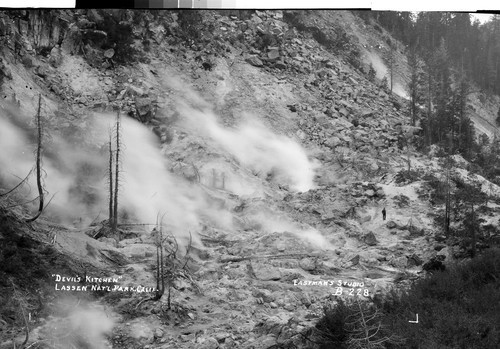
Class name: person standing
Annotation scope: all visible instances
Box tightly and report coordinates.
[382,207,386,220]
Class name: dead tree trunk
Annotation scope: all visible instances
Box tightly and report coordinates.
[108,133,114,226]
[471,202,476,258]
[26,94,44,223]
[112,112,120,232]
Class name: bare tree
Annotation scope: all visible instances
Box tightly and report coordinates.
[345,300,403,349]
[0,169,33,197]
[153,213,166,301]
[106,111,121,236]
[26,94,45,223]
[112,111,121,232]
[107,132,114,227]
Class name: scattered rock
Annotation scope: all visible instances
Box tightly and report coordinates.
[253,289,275,303]
[197,336,219,349]
[407,254,423,267]
[171,162,199,182]
[434,244,446,251]
[275,61,287,69]
[98,237,118,247]
[389,256,407,268]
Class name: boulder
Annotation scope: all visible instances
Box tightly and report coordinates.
[408,225,425,237]
[135,96,155,122]
[268,49,280,60]
[359,215,371,223]
[299,257,317,271]
[386,221,397,229]
[253,289,276,303]
[434,244,446,251]
[275,60,287,69]
[324,136,341,148]
[252,262,281,281]
[359,109,375,118]
[49,45,63,67]
[389,256,407,268]
[245,56,263,67]
[0,59,12,80]
[362,231,378,246]
[197,337,219,349]
[349,254,360,265]
[365,189,375,197]
[104,48,115,58]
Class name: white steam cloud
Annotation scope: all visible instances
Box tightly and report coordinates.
[34,301,115,349]
[178,105,318,192]
[93,113,233,235]
[0,105,232,240]
[253,211,334,250]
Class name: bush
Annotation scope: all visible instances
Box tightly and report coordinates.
[394,194,410,207]
[177,10,204,43]
[378,248,500,348]
[313,249,500,348]
[312,299,352,348]
[394,169,422,185]
[92,12,137,64]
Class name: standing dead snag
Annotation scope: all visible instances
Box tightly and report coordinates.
[108,132,114,227]
[107,111,121,236]
[26,94,45,223]
[113,111,121,232]
[153,213,166,300]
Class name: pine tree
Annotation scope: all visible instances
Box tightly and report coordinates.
[407,49,425,126]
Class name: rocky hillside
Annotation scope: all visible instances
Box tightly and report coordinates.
[1,9,500,349]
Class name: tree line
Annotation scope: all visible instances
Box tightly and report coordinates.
[355,11,500,183]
